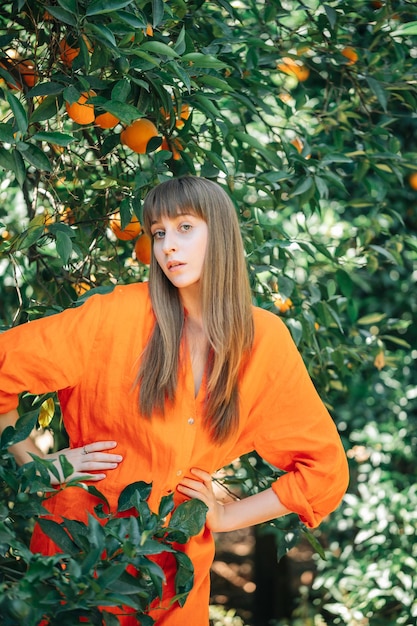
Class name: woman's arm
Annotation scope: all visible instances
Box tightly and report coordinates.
[0,409,123,484]
[177,468,291,532]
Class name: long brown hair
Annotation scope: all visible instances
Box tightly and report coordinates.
[137,176,254,443]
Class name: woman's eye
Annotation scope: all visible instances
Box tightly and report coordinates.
[180,223,192,232]
[152,230,165,239]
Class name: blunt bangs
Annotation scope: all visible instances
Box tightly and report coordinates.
[142,177,207,235]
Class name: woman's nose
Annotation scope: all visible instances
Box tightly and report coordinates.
[162,230,177,253]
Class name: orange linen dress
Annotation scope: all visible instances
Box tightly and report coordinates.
[0,283,349,625]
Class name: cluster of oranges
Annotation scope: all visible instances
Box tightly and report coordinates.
[1,33,190,161]
[109,212,152,265]
[65,91,188,159]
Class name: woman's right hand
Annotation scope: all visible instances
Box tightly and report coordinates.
[45,441,123,485]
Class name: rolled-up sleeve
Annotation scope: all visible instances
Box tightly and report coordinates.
[0,295,102,413]
[249,310,349,528]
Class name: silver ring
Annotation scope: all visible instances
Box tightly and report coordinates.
[83,446,88,455]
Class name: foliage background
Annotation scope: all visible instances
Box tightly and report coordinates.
[0,0,416,624]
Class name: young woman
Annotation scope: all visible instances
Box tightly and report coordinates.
[0,176,349,625]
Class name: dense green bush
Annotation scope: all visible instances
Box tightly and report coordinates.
[0,413,208,625]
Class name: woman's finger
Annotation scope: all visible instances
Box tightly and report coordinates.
[79,441,119,454]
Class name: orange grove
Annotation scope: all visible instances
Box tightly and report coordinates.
[120,118,159,154]
[65,91,96,125]
[110,212,142,241]
[134,234,152,265]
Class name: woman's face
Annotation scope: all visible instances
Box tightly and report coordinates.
[150,213,208,296]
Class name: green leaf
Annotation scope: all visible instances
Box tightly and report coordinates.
[379,334,411,349]
[6,92,28,134]
[323,4,337,29]
[391,21,417,37]
[43,5,77,26]
[192,93,220,121]
[169,499,208,539]
[367,76,387,112]
[290,176,313,197]
[357,312,387,325]
[115,10,147,29]
[173,26,187,55]
[87,23,117,49]
[5,410,38,446]
[152,0,165,26]
[102,101,140,124]
[0,122,16,143]
[18,143,52,172]
[131,50,161,67]
[96,563,128,589]
[37,518,79,554]
[336,269,354,297]
[32,131,75,147]
[286,319,303,346]
[57,453,75,480]
[30,95,59,124]
[173,551,194,606]
[111,79,131,102]
[140,41,179,58]
[0,146,16,172]
[301,527,327,560]
[204,150,228,174]
[86,0,133,16]
[181,53,228,69]
[117,481,152,512]
[55,230,73,265]
[10,219,45,252]
[198,74,234,92]
[158,493,175,518]
[27,82,65,98]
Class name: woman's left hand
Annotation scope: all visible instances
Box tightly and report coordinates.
[177,468,226,532]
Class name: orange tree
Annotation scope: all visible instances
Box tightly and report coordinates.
[0,0,417,624]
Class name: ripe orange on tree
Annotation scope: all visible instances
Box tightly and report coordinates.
[160,137,183,160]
[66,90,96,125]
[409,172,417,191]
[110,212,142,241]
[161,103,191,129]
[15,58,38,87]
[95,111,120,129]
[59,36,92,68]
[276,57,310,82]
[272,293,293,314]
[341,46,358,65]
[0,50,38,89]
[290,137,304,153]
[120,118,159,154]
[135,234,152,265]
[74,281,91,296]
